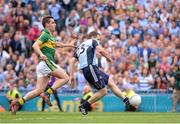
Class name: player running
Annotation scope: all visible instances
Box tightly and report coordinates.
[10,16,75,115]
[69,31,130,115]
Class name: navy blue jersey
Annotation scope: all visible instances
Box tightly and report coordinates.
[74,39,109,90]
[74,39,99,69]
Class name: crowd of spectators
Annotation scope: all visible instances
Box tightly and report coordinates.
[0,0,179,93]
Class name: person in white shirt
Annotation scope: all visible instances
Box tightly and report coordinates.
[139,67,154,90]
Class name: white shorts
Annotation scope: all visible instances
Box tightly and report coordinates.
[36,60,60,78]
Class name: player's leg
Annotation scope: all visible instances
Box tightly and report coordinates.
[79,65,107,115]
[79,87,107,115]
[172,99,178,112]
[53,90,63,112]
[172,90,178,112]
[41,87,49,112]
[41,67,69,98]
[24,76,50,101]
[96,68,130,105]
[87,87,107,103]
[40,60,69,106]
[41,99,46,112]
[107,76,130,105]
[50,67,69,90]
[10,76,49,114]
[108,76,125,99]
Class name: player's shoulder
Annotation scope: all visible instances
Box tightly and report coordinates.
[78,40,90,47]
[92,39,99,43]
[40,29,51,38]
[84,39,92,43]
[37,30,51,43]
[84,39,97,45]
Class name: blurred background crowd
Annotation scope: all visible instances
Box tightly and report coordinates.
[0,0,179,94]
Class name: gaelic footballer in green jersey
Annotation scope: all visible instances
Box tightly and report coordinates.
[10,16,76,115]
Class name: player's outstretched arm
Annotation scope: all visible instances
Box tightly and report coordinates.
[96,45,112,63]
[69,57,78,88]
[56,42,77,48]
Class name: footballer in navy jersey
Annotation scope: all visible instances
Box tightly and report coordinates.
[70,31,130,115]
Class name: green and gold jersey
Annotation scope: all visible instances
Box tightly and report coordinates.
[36,29,56,62]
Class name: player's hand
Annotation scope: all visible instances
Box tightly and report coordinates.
[69,76,76,88]
[67,44,77,48]
[106,57,113,63]
[70,76,75,84]
[40,54,47,61]
[71,32,78,39]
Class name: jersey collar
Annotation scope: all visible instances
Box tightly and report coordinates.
[43,29,51,34]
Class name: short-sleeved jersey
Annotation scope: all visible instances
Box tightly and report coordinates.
[36,29,56,62]
[74,39,99,69]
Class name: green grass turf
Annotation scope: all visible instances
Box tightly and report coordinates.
[0,112,180,123]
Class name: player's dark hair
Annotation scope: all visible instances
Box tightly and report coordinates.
[42,16,54,28]
[82,34,90,40]
[88,31,100,38]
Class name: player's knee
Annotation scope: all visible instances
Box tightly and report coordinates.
[35,88,44,95]
[99,87,107,96]
[107,81,115,89]
[64,76,69,84]
[57,75,69,84]
[107,78,115,88]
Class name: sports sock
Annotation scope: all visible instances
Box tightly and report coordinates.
[18,98,25,106]
[46,87,54,96]
[83,101,91,109]
[123,97,130,105]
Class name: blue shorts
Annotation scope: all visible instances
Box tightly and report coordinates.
[82,65,109,90]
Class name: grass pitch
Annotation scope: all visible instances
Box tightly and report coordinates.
[0,112,180,123]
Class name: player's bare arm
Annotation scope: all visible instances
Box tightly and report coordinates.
[96,45,112,63]
[56,42,76,48]
[32,41,47,61]
[69,57,78,88]
[56,33,78,48]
